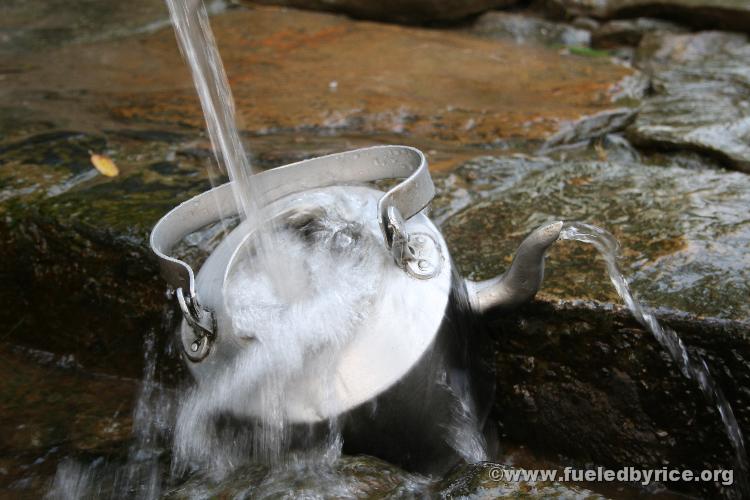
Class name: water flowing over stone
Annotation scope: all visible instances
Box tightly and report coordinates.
[43,330,174,499]
[559,221,749,496]
[0,344,136,494]
[436,153,750,497]
[163,456,431,499]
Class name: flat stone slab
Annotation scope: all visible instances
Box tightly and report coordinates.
[0,5,634,156]
[627,31,750,173]
[435,154,750,321]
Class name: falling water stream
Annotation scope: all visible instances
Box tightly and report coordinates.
[560,221,750,496]
[165,0,351,471]
[164,0,297,301]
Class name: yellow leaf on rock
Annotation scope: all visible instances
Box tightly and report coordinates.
[90,154,119,177]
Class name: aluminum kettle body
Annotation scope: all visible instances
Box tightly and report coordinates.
[150,146,562,473]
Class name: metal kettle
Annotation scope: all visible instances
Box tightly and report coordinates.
[150,145,562,472]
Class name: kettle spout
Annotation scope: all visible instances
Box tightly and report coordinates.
[467,221,563,315]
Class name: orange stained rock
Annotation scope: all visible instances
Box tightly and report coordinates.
[4,6,634,150]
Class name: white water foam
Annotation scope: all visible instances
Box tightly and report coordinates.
[172,189,389,474]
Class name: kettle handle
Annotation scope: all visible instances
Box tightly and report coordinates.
[466,221,563,315]
[149,145,434,342]
[150,145,432,292]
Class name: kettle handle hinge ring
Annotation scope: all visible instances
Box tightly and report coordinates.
[176,287,215,362]
[385,206,442,280]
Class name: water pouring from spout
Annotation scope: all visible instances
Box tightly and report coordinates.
[559,221,750,496]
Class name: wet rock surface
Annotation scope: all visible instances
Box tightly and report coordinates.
[0,130,214,378]
[537,0,750,32]
[0,5,632,157]
[163,456,430,499]
[243,0,518,24]
[46,453,616,499]
[540,107,638,149]
[0,343,136,496]
[433,152,750,498]
[434,461,607,497]
[627,31,750,173]
[468,11,591,47]
[489,300,750,499]
[0,0,174,54]
[591,17,686,48]
[436,154,750,320]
